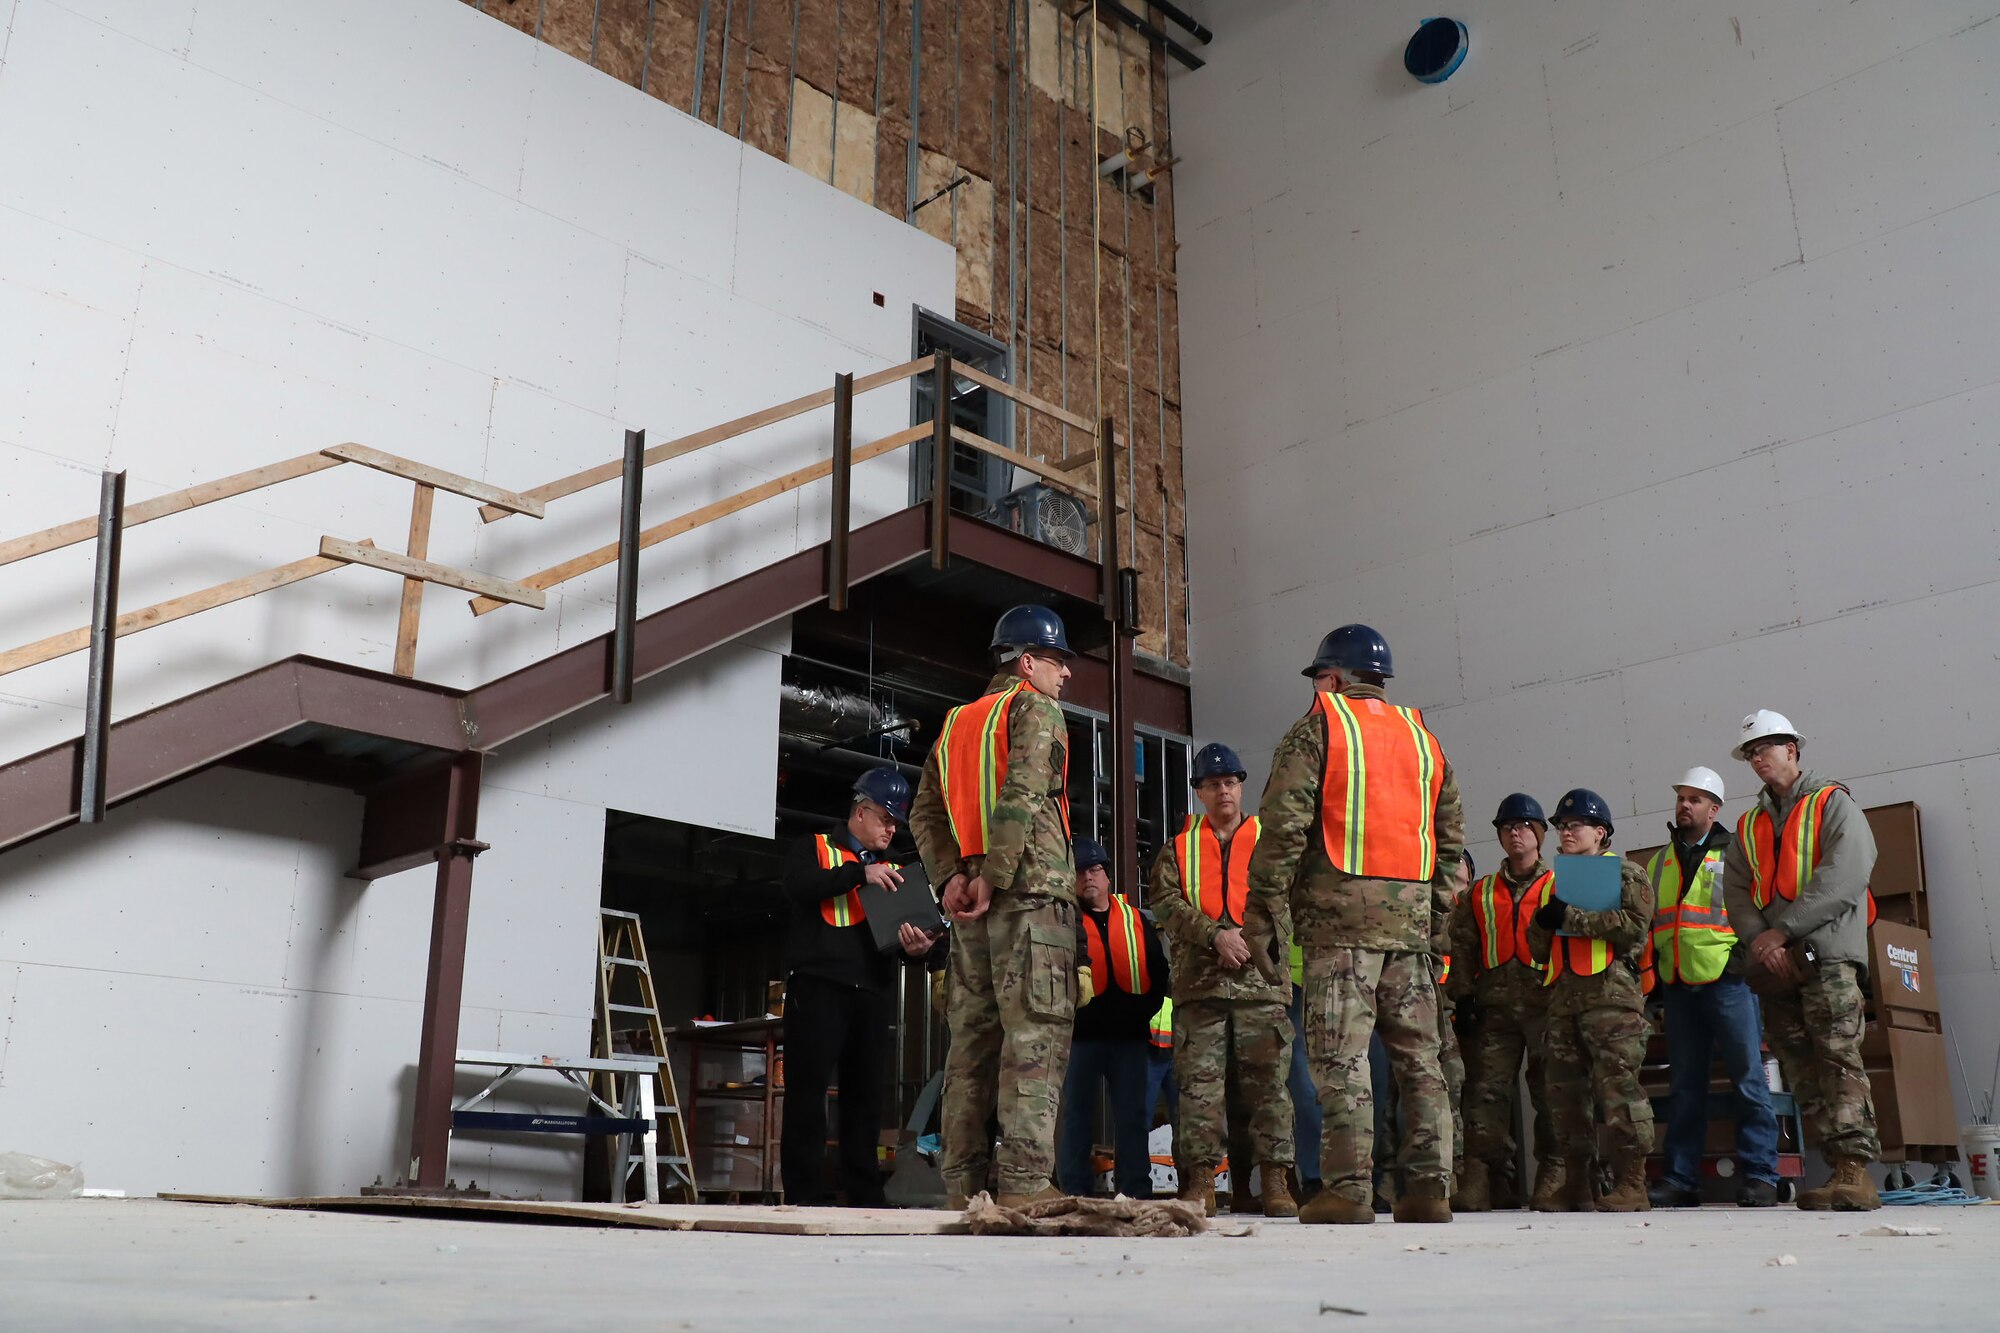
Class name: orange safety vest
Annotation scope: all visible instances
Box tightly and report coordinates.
[1082,897,1153,996]
[1314,692,1447,882]
[1171,815,1261,925]
[1468,869,1555,970]
[1438,953,1452,985]
[934,681,1071,858]
[1543,854,1622,987]
[1738,783,1878,926]
[812,834,874,927]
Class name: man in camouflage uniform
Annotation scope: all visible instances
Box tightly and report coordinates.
[1148,742,1296,1218]
[1432,851,1469,1180]
[1524,788,1656,1213]
[1246,625,1464,1226]
[910,605,1079,1208]
[1722,710,1881,1211]
[1446,793,1559,1211]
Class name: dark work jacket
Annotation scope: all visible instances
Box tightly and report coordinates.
[783,831,935,993]
[1666,821,1742,976]
[1072,901,1172,1044]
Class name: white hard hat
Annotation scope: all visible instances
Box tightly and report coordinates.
[1672,767,1725,803]
[1732,710,1803,762]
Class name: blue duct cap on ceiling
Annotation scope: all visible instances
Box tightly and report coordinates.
[1405,18,1469,84]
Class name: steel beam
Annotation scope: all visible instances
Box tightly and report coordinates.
[407,752,487,1191]
[78,470,126,823]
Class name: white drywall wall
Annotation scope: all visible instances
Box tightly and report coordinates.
[0,0,953,1194]
[1174,0,2000,1120]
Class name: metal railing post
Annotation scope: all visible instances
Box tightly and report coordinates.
[611,428,645,705]
[828,373,854,611]
[929,351,953,570]
[79,469,126,824]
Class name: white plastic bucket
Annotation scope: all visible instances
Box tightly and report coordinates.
[1963,1124,2000,1200]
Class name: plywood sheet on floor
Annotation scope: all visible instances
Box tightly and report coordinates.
[159,1193,969,1235]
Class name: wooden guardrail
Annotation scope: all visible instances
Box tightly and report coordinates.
[0,352,1116,683]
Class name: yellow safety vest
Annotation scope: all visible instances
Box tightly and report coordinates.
[1149,997,1174,1051]
[1648,844,1732,986]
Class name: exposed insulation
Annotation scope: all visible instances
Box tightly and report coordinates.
[477,0,538,39]
[795,0,838,94]
[833,99,879,204]
[876,115,911,218]
[955,172,996,320]
[593,0,650,86]
[1026,0,1062,102]
[838,0,881,109]
[541,0,596,62]
[914,149,957,244]
[743,49,794,158]
[789,79,837,183]
[879,0,913,121]
[644,1,699,112]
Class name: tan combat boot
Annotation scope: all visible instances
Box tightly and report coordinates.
[1527,1156,1566,1212]
[1532,1157,1597,1213]
[1451,1157,1493,1213]
[1795,1164,1839,1211]
[1391,1177,1453,1224]
[945,1189,969,1211]
[1299,1189,1376,1225]
[1260,1164,1300,1219]
[1179,1165,1217,1218]
[1597,1154,1651,1213]
[1828,1158,1882,1211]
[995,1184,1065,1209]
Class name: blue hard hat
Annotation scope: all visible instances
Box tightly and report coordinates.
[1551,787,1614,835]
[1493,792,1548,829]
[991,604,1073,658]
[1191,742,1248,786]
[1073,837,1111,873]
[851,767,911,823]
[1300,623,1394,680]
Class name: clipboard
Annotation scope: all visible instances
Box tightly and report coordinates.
[857,862,946,955]
[1552,855,1621,935]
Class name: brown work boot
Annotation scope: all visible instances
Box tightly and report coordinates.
[1597,1154,1652,1213]
[1451,1157,1493,1213]
[1299,1189,1375,1225]
[995,1185,1064,1209]
[945,1189,969,1211]
[1260,1164,1299,1219]
[1178,1165,1217,1218]
[1532,1157,1597,1213]
[1828,1158,1882,1211]
[1391,1177,1453,1223]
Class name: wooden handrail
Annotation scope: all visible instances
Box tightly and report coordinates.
[949,426,1102,501]
[0,452,345,569]
[319,537,547,609]
[321,444,544,518]
[952,362,1097,433]
[468,422,933,616]
[0,545,369,676]
[477,356,932,523]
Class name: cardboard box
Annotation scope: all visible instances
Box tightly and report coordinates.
[1869,1027,1957,1150]
[698,1094,779,1146]
[700,1146,777,1193]
[696,1048,769,1091]
[1867,921,1938,1016]
[1864,802,1926,900]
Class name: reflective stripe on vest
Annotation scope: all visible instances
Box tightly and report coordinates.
[1439,953,1452,985]
[1738,784,1878,926]
[1315,692,1447,882]
[1149,997,1174,1050]
[1082,897,1152,996]
[935,681,1070,858]
[1648,845,1732,986]
[1290,942,1304,987]
[1543,852,1618,986]
[813,834,869,927]
[1469,869,1555,971]
[1172,815,1260,925]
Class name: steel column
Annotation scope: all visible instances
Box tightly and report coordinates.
[408,752,488,1190]
[611,428,645,705]
[828,373,854,611]
[79,470,126,824]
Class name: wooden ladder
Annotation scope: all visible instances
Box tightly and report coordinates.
[594,908,699,1204]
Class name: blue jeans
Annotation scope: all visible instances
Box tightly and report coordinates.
[1145,1048,1178,1123]
[1661,975,1781,1188]
[1059,1038,1154,1196]
[1287,986,1322,1183]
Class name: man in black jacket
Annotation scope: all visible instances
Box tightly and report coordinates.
[780,767,941,1206]
[1058,838,1171,1197]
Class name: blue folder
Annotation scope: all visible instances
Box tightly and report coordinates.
[1552,854,1622,934]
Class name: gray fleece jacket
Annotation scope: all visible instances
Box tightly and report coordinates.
[1722,768,1877,966]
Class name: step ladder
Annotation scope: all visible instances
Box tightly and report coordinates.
[594,907,699,1204]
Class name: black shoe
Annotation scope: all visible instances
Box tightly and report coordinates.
[1737,1178,1779,1208]
[1297,1178,1324,1204]
[1647,1180,1701,1208]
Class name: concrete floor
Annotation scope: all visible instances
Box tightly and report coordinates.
[4,1198,1995,1330]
